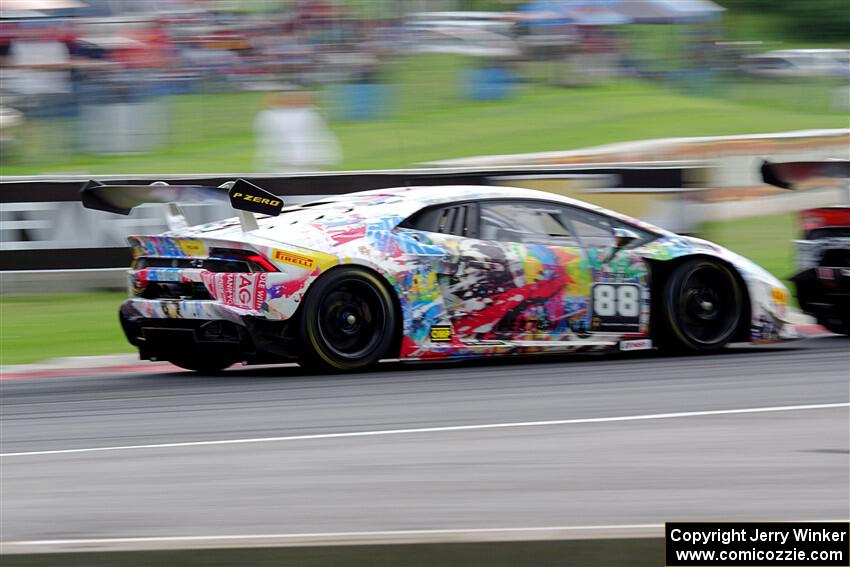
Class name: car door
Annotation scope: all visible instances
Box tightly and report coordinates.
[460,200,588,341]
[556,206,652,336]
[425,203,527,341]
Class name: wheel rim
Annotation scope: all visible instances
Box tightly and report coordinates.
[316,277,387,361]
[674,264,739,346]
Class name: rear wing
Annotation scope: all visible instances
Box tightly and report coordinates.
[81,178,283,232]
[760,160,850,190]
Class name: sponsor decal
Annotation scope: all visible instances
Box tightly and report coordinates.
[770,287,789,304]
[202,273,268,310]
[228,180,283,216]
[231,193,281,207]
[163,302,182,319]
[619,339,652,352]
[176,239,207,257]
[272,249,316,270]
[591,316,602,331]
[429,325,452,342]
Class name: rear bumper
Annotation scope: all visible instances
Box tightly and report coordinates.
[120,299,300,363]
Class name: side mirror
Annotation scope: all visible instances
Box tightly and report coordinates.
[611,227,640,257]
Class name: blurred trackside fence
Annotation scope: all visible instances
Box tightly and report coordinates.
[430,128,850,222]
[0,162,706,294]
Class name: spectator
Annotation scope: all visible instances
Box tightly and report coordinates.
[254,89,341,173]
[7,26,73,117]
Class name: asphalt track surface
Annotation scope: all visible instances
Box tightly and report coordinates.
[1,337,848,545]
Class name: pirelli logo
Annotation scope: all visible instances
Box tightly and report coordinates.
[231,192,281,207]
[272,249,316,270]
[227,180,284,216]
[430,326,452,342]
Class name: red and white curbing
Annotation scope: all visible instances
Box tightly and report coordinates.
[0,355,179,381]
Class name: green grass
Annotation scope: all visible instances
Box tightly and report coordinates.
[2,54,847,176]
[0,293,133,365]
[0,214,798,365]
[701,213,797,288]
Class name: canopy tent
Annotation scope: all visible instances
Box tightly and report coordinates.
[613,0,725,24]
[517,1,575,25]
[565,5,631,25]
[519,0,631,25]
[0,0,89,18]
[1,0,86,8]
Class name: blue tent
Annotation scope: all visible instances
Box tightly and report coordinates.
[518,1,574,25]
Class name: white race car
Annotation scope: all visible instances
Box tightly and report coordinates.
[82,177,795,371]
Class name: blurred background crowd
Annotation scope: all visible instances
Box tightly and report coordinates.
[0,0,847,173]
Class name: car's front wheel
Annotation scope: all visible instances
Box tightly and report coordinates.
[298,267,397,371]
[660,259,744,353]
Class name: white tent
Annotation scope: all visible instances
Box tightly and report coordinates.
[614,0,725,23]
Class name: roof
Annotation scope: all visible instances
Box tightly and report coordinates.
[175,184,667,252]
[283,184,664,233]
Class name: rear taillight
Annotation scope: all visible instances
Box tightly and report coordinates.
[209,248,277,272]
[134,249,277,273]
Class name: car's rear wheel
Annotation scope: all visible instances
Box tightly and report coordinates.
[298,267,397,371]
[660,259,743,353]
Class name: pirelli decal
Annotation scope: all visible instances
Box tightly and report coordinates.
[430,325,452,342]
[272,249,316,270]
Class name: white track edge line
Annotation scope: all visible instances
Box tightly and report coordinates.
[4,521,849,552]
[2,402,847,458]
[2,524,664,547]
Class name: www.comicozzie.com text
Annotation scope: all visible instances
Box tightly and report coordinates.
[669,526,847,546]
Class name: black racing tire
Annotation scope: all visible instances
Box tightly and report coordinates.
[298,267,397,372]
[660,258,744,353]
[168,353,236,373]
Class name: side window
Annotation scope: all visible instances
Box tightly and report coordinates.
[559,207,653,250]
[479,201,578,245]
[399,204,475,237]
[563,209,617,249]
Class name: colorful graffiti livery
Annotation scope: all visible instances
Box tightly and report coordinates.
[116,184,796,368]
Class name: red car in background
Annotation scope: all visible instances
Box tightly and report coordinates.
[761,160,850,335]
[791,206,850,335]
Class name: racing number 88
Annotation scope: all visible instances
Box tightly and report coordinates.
[593,284,640,318]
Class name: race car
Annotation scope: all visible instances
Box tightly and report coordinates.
[761,160,850,335]
[790,207,850,334]
[82,177,795,372]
